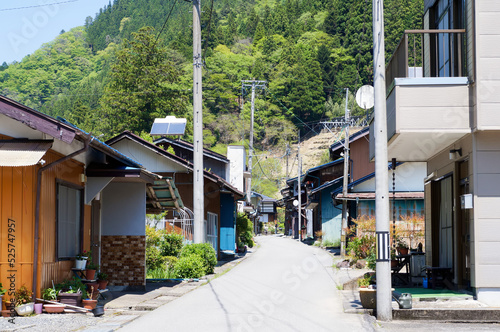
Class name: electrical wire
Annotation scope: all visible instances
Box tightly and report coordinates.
[152,0,179,50]
[202,0,215,63]
[0,0,77,11]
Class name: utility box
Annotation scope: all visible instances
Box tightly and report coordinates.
[461,194,473,209]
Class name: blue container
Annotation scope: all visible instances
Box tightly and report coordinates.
[423,277,428,288]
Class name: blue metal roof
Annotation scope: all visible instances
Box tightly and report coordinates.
[287,158,344,185]
[310,177,343,194]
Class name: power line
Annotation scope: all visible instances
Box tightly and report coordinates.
[0,0,78,11]
[202,0,215,63]
[152,0,179,50]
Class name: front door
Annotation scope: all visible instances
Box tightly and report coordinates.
[457,160,471,289]
[436,176,453,269]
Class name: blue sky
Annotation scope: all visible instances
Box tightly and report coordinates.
[0,0,112,64]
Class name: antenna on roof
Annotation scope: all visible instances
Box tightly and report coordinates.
[150,116,187,137]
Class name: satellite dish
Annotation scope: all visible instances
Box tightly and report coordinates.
[355,85,374,110]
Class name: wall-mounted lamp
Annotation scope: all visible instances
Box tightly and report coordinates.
[449,148,462,160]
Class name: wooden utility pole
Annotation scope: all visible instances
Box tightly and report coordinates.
[192,0,204,244]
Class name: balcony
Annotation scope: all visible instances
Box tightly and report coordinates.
[371,29,471,162]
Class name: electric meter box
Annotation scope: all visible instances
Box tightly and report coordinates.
[461,194,473,209]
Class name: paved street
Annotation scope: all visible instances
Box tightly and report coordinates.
[118,236,374,332]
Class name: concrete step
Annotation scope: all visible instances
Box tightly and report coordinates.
[393,308,500,321]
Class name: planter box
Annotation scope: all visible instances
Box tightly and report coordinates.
[58,293,82,307]
[359,289,377,309]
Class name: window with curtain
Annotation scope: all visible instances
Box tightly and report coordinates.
[57,181,83,260]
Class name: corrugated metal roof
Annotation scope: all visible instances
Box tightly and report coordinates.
[0,139,52,166]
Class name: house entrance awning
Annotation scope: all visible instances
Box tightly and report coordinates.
[0,139,53,166]
[147,178,184,214]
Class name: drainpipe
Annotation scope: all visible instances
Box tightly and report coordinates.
[33,136,92,298]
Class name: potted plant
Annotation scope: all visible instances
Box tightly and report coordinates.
[75,250,90,270]
[41,287,58,302]
[13,285,34,316]
[0,283,9,317]
[56,277,86,307]
[97,272,109,290]
[0,282,6,305]
[82,285,98,310]
[86,262,99,280]
[396,238,409,255]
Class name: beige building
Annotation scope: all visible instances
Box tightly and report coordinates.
[370,0,500,305]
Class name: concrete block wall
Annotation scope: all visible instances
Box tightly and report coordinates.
[101,235,146,288]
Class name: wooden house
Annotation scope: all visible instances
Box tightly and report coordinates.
[0,96,181,297]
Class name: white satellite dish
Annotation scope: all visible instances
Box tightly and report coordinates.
[355,85,374,110]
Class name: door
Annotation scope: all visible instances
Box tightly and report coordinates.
[91,198,101,265]
[219,193,235,252]
[457,160,471,288]
[438,176,453,268]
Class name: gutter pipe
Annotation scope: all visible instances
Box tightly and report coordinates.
[33,136,92,298]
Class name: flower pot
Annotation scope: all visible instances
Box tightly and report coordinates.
[97,280,108,290]
[44,304,64,313]
[85,269,97,280]
[1,309,12,317]
[75,259,87,270]
[82,299,97,310]
[34,303,43,314]
[15,302,35,316]
[397,247,409,256]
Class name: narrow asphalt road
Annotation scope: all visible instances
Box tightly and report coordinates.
[118,236,374,332]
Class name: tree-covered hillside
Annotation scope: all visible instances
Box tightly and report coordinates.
[0,0,423,196]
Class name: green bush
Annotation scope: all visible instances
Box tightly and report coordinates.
[180,243,217,274]
[160,232,184,257]
[146,246,166,270]
[164,256,178,269]
[173,254,205,278]
[236,213,254,248]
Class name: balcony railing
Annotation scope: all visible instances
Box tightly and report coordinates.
[386,29,466,91]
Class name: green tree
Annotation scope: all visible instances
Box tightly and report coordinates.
[98,27,188,138]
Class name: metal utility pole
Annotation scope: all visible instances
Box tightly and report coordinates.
[192,0,204,244]
[341,88,350,257]
[373,0,391,321]
[241,80,266,233]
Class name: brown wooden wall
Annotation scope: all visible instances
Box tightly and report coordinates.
[350,137,375,182]
[0,163,36,300]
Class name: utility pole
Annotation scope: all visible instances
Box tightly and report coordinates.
[341,89,350,257]
[373,0,391,321]
[192,0,204,244]
[242,80,266,234]
[297,133,302,241]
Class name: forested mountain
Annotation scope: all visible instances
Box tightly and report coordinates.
[0,0,423,195]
